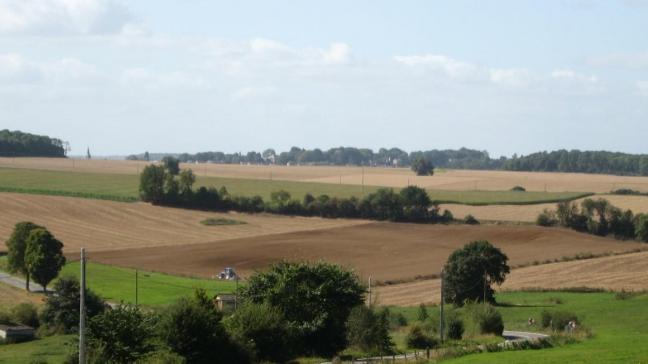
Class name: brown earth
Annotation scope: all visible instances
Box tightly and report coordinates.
[0,193,367,253]
[374,251,648,306]
[2,157,648,193]
[442,194,648,223]
[86,221,645,282]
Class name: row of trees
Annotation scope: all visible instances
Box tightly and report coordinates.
[139,159,453,223]
[537,198,648,242]
[0,129,66,157]
[504,150,648,176]
[5,222,66,292]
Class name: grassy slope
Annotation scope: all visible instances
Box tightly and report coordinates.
[393,291,648,363]
[0,335,75,364]
[60,261,237,307]
[0,167,588,205]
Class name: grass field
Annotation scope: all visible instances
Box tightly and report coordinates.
[60,261,237,307]
[0,335,75,364]
[0,167,590,205]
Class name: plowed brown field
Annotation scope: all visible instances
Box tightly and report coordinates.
[0,193,367,253]
[375,251,648,306]
[86,221,644,282]
[2,157,648,192]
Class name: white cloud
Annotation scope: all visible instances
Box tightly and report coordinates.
[231,86,276,101]
[637,81,648,97]
[393,54,479,80]
[0,0,137,35]
[120,68,205,88]
[0,53,100,85]
[588,52,648,69]
[550,69,598,83]
[489,68,533,87]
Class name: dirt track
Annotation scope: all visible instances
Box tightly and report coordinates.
[375,251,648,306]
[2,157,648,192]
[86,221,644,282]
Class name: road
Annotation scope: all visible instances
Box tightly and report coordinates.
[0,271,45,292]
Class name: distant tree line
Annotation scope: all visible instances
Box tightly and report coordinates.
[504,150,648,176]
[537,198,648,242]
[139,158,454,224]
[0,130,66,157]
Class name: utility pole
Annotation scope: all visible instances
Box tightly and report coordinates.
[439,269,445,344]
[135,269,139,306]
[367,276,372,307]
[483,270,487,304]
[361,167,365,196]
[79,248,87,364]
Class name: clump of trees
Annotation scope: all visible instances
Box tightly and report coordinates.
[536,198,648,242]
[5,222,66,292]
[443,241,510,305]
[0,129,66,157]
[411,157,434,176]
[504,150,648,176]
[139,160,455,224]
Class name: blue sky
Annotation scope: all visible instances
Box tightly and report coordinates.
[1,0,647,156]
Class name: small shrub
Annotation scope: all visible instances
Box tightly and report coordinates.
[446,316,464,340]
[385,309,407,329]
[417,304,429,321]
[405,324,438,349]
[510,186,526,192]
[548,297,564,305]
[464,215,480,225]
[200,218,246,226]
[468,304,504,336]
[615,290,638,300]
[0,311,11,325]
[11,303,39,328]
[536,210,558,227]
[541,310,579,331]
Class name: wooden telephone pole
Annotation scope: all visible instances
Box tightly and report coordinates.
[79,248,87,364]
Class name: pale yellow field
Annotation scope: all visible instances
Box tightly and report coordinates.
[2,157,648,193]
[0,193,367,253]
[0,282,44,306]
[375,251,648,306]
[442,194,648,223]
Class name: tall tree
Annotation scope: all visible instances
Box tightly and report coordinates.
[443,241,510,305]
[410,157,435,176]
[179,169,196,195]
[139,165,166,203]
[6,222,42,291]
[24,228,66,293]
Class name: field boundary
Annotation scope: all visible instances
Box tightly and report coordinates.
[431,192,595,206]
[0,186,138,202]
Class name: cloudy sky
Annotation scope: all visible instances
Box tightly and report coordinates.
[1,0,647,156]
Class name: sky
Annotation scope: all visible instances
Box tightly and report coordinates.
[1,0,647,157]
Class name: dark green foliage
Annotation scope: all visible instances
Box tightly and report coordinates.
[468,303,504,336]
[417,304,429,321]
[225,303,293,363]
[383,308,407,329]
[411,157,435,176]
[345,306,394,355]
[443,241,510,305]
[139,165,166,204]
[24,228,65,293]
[504,150,648,176]
[405,324,438,349]
[611,188,648,196]
[464,214,479,225]
[541,310,579,331]
[536,209,558,227]
[88,305,155,363]
[510,186,526,192]
[239,262,365,357]
[40,276,105,334]
[0,129,65,157]
[446,315,464,340]
[362,188,403,221]
[6,221,42,290]
[636,214,648,242]
[162,156,181,176]
[159,292,248,364]
[400,186,434,221]
[11,303,39,328]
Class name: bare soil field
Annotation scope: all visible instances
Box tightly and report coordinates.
[0,193,367,253]
[2,157,648,193]
[85,221,644,282]
[375,251,648,306]
[442,194,648,222]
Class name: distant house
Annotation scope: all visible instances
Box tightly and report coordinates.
[214,294,236,311]
[0,325,35,343]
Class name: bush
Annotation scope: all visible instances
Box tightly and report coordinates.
[446,316,464,340]
[345,306,394,355]
[383,308,407,329]
[11,303,39,328]
[405,324,438,349]
[417,304,429,321]
[541,310,579,331]
[464,215,479,225]
[40,276,105,334]
[224,303,293,363]
[635,214,648,242]
[510,186,526,192]
[536,210,558,227]
[139,350,187,364]
[468,303,504,336]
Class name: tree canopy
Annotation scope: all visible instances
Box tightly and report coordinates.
[0,129,65,157]
[6,222,42,291]
[24,228,66,293]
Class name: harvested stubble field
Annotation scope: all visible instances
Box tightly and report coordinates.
[375,251,648,306]
[0,193,367,253]
[442,194,648,222]
[3,157,648,193]
[0,281,43,306]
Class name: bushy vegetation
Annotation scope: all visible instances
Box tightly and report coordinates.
[443,241,510,305]
[464,214,479,225]
[140,161,455,224]
[411,157,435,176]
[446,315,465,340]
[0,129,66,157]
[405,324,439,349]
[541,310,579,331]
[537,198,648,242]
[466,303,504,336]
[611,188,648,196]
[345,306,394,355]
[40,276,105,334]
